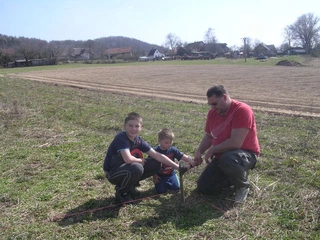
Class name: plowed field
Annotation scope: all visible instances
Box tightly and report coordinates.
[8,62,320,117]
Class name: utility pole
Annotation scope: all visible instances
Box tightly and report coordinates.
[242,37,248,62]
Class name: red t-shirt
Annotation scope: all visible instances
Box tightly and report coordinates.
[205,100,260,158]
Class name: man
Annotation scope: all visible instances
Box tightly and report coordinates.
[194,85,260,204]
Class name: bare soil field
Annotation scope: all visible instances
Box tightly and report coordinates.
[7,62,320,117]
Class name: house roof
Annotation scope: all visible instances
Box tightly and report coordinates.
[71,48,88,56]
[147,48,157,56]
[266,45,276,51]
[0,48,15,55]
[104,47,132,55]
[186,41,205,51]
[256,44,276,52]
[256,43,270,51]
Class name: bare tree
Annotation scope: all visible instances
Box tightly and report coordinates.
[241,37,252,62]
[164,33,182,51]
[48,41,65,64]
[289,13,320,53]
[283,26,294,48]
[17,38,41,63]
[204,28,217,44]
[204,28,218,53]
[84,39,94,61]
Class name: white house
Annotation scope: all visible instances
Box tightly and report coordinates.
[147,48,164,60]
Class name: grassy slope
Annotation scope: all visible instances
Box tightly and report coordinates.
[0,59,319,239]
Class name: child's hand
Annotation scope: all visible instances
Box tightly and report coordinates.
[140,158,146,166]
[185,156,195,168]
[153,174,160,184]
[189,159,196,168]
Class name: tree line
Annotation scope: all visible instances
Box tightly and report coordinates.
[164,13,320,57]
[1,13,319,66]
[0,36,164,66]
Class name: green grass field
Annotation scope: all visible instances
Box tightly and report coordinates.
[0,55,307,75]
[0,59,319,239]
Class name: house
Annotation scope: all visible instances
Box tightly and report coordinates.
[104,47,132,58]
[69,48,91,59]
[30,59,55,66]
[147,48,164,60]
[0,48,15,56]
[15,59,30,67]
[178,42,229,57]
[186,41,206,52]
[285,47,306,55]
[254,43,277,57]
[214,43,230,56]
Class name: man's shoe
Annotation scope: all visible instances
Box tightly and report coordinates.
[115,192,133,204]
[234,187,249,204]
[129,186,141,199]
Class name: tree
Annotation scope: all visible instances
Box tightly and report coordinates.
[203,28,217,44]
[283,26,295,48]
[84,39,94,61]
[203,28,217,53]
[241,37,252,62]
[288,13,320,53]
[48,41,65,64]
[17,38,40,63]
[164,33,182,51]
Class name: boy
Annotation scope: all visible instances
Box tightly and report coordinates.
[152,128,195,194]
[103,112,188,203]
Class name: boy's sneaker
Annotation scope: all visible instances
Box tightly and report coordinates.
[115,192,133,204]
[234,187,249,204]
[129,186,141,199]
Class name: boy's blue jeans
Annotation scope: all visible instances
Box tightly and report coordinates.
[197,149,257,194]
[154,171,180,194]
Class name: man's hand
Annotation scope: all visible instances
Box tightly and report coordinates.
[194,157,203,166]
[204,147,215,164]
[194,150,203,166]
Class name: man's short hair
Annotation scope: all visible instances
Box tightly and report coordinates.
[206,85,228,98]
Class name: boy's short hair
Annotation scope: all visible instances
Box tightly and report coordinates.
[158,128,174,141]
[125,112,143,125]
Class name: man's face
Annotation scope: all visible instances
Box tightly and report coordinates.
[207,94,227,116]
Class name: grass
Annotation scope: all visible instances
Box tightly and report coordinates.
[0,55,307,75]
[0,70,319,239]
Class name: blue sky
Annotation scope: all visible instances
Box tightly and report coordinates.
[1,0,319,48]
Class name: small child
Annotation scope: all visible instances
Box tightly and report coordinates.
[152,128,195,194]
[103,112,189,203]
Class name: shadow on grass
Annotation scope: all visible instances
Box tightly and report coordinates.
[56,197,121,226]
[55,188,235,228]
[130,188,235,231]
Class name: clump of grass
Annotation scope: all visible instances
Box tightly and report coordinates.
[0,77,319,239]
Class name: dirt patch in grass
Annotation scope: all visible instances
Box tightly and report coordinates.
[8,63,320,117]
[276,60,304,67]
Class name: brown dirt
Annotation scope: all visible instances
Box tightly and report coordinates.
[8,62,320,117]
[276,60,303,67]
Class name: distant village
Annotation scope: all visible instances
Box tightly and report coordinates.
[0,35,308,68]
[1,41,307,68]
